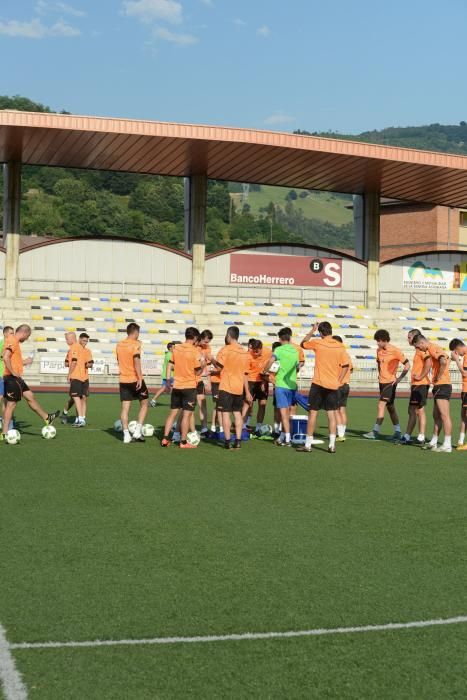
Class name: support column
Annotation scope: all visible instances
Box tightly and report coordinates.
[3,161,22,298]
[185,174,207,305]
[364,192,380,308]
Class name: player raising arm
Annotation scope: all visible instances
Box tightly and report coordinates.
[448,338,467,450]
[298,322,349,453]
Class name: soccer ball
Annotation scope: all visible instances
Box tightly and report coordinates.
[269,360,280,374]
[5,429,21,445]
[259,424,272,436]
[42,425,57,440]
[186,431,200,446]
[142,423,155,437]
[114,419,123,432]
[128,420,138,435]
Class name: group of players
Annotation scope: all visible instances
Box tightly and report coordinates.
[362,328,467,453]
[1,320,466,452]
[108,321,353,450]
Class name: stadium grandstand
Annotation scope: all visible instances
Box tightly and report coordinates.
[1,110,466,395]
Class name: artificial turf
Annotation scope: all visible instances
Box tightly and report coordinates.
[0,394,466,699]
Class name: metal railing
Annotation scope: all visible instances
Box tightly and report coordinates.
[205,285,367,306]
[19,278,192,300]
[380,290,467,309]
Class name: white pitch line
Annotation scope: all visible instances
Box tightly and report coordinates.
[9,615,467,651]
[0,624,28,700]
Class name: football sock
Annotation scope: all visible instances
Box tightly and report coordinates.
[211,424,216,432]
[417,433,425,442]
[279,431,285,442]
[329,434,336,448]
[256,423,262,431]
[459,432,465,444]
[403,433,411,441]
[429,436,438,447]
[394,424,401,433]
[443,436,452,448]
[305,435,313,449]
[373,423,381,433]
[337,424,344,437]
[63,410,68,416]
[123,429,130,439]
[285,432,291,443]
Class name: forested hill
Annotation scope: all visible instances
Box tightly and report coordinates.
[1,95,466,252]
[294,122,467,155]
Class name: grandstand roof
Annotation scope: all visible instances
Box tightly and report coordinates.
[1,110,467,207]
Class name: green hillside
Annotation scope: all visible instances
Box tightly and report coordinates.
[295,121,467,155]
[233,187,352,226]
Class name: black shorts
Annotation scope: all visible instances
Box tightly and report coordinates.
[217,390,244,413]
[409,384,428,408]
[432,384,452,401]
[462,392,467,409]
[308,383,339,412]
[119,380,149,402]
[171,388,197,411]
[337,383,350,408]
[197,380,206,396]
[379,382,397,406]
[248,380,269,402]
[3,376,30,403]
[211,381,220,401]
[70,379,90,398]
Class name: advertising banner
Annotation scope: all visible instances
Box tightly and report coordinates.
[403,260,467,292]
[40,358,107,375]
[229,254,342,287]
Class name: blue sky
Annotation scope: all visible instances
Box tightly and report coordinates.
[0,0,466,134]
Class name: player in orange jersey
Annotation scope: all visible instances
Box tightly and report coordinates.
[332,335,353,442]
[298,321,349,453]
[242,339,271,436]
[363,330,409,442]
[78,333,93,425]
[449,338,467,450]
[1,324,59,441]
[398,329,431,446]
[0,326,14,431]
[196,329,213,436]
[116,322,149,444]
[413,334,452,453]
[60,332,77,424]
[67,332,92,428]
[161,327,203,448]
[210,326,250,450]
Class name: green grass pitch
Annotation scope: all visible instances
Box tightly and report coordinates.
[1,394,467,699]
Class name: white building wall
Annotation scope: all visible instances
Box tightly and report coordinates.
[18,240,192,297]
[205,245,367,303]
